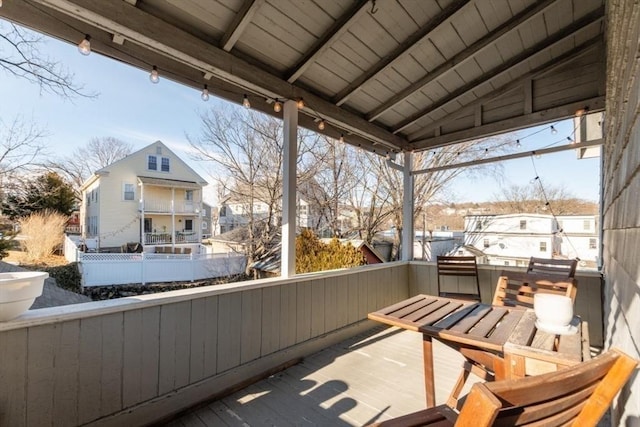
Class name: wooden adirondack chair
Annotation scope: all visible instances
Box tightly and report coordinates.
[369,348,637,427]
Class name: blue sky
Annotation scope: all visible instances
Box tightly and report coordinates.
[1,25,600,204]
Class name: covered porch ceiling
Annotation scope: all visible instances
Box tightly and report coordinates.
[1,0,605,154]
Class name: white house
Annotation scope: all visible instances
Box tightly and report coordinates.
[464,214,560,267]
[463,213,599,269]
[556,214,599,268]
[80,141,208,251]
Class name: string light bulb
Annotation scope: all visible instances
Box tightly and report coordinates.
[273,99,282,113]
[516,139,521,148]
[78,34,91,56]
[567,136,574,143]
[550,125,558,135]
[149,66,159,84]
[296,98,305,109]
[317,119,325,130]
[339,134,344,143]
[201,84,209,101]
[242,94,251,109]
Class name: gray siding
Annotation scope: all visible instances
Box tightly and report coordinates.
[602,1,640,424]
[0,263,408,426]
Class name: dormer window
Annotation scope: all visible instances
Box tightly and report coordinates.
[148,155,157,170]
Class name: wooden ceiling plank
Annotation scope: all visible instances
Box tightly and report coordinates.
[220,0,265,52]
[392,7,604,135]
[285,0,370,84]
[29,0,408,150]
[333,0,470,107]
[366,0,558,123]
[408,38,603,144]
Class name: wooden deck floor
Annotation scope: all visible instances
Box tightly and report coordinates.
[164,325,475,426]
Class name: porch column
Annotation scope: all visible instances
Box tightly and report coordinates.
[140,182,145,245]
[171,187,175,247]
[281,100,297,277]
[402,151,414,261]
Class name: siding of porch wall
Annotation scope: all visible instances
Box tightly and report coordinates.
[0,263,408,427]
[408,262,604,347]
[602,1,640,424]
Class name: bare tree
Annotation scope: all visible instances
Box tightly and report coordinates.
[188,107,317,276]
[299,136,360,237]
[377,138,512,259]
[47,137,133,200]
[493,183,597,215]
[0,21,91,99]
[0,116,48,197]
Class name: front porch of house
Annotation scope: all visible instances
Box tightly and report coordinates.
[0,262,604,426]
[139,177,205,247]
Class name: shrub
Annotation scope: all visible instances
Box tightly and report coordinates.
[296,229,365,274]
[43,263,82,293]
[18,210,68,263]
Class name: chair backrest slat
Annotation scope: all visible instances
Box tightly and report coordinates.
[527,257,577,278]
[436,256,481,301]
[492,273,576,308]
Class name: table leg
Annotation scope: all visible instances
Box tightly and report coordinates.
[422,333,435,407]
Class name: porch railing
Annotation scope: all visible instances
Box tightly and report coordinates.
[142,199,197,214]
[0,262,603,426]
[143,232,199,245]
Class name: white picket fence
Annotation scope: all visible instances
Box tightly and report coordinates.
[78,252,247,286]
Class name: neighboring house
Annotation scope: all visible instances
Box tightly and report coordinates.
[464,213,560,268]
[414,230,464,261]
[216,195,320,235]
[556,215,599,268]
[462,213,599,269]
[79,141,208,251]
[201,202,213,239]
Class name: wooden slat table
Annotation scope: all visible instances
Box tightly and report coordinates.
[368,295,589,408]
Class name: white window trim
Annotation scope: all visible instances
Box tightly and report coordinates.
[123,182,135,201]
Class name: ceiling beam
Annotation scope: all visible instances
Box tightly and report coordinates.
[411,96,605,150]
[28,0,408,150]
[220,0,264,52]
[408,37,603,145]
[366,0,557,122]
[286,0,370,84]
[391,6,604,135]
[412,138,604,175]
[333,0,470,107]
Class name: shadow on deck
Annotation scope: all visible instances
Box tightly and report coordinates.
[166,326,473,426]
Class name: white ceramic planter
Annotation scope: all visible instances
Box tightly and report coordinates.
[0,271,48,321]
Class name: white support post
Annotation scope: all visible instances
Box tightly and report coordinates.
[281,100,298,277]
[140,182,145,246]
[171,187,175,248]
[402,151,414,261]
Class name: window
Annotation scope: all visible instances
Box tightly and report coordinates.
[483,239,489,248]
[539,241,547,252]
[520,220,527,230]
[184,219,193,231]
[123,183,135,201]
[161,157,170,172]
[219,206,226,216]
[202,222,208,230]
[148,155,157,170]
[185,190,193,201]
[144,218,152,233]
[589,238,597,249]
[156,146,162,155]
[583,220,591,230]
[504,261,510,266]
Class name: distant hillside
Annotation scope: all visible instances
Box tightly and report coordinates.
[421,200,598,232]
